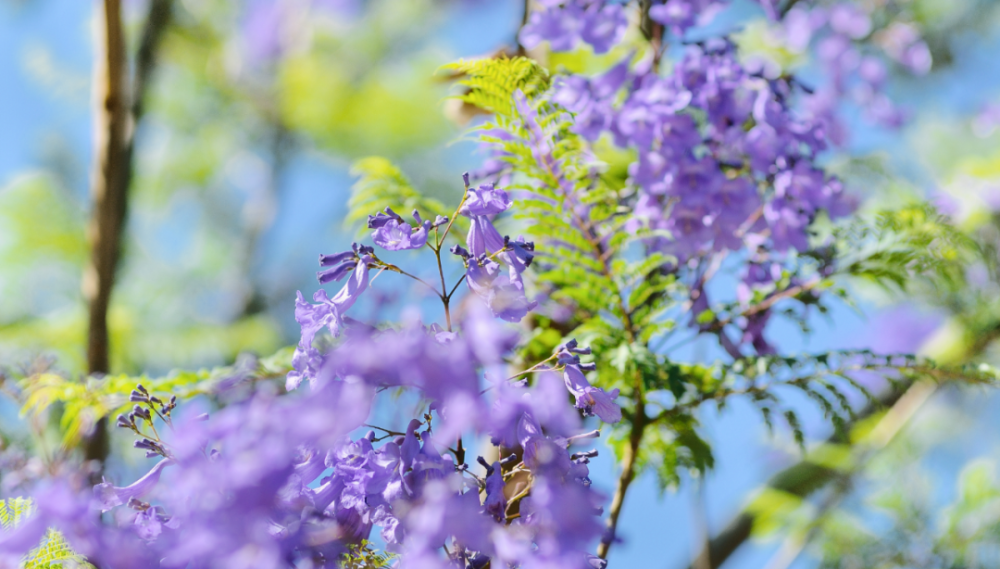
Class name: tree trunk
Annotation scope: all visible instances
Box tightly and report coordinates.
[82,0,173,471]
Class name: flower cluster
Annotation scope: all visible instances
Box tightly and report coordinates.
[0,2,938,567]
[0,174,623,569]
[519,0,628,55]
[494,0,930,356]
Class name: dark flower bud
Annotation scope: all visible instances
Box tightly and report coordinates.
[579,362,597,372]
[467,553,490,569]
[319,250,355,267]
[557,352,581,365]
[317,262,355,284]
[450,245,471,260]
[367,208,402,229]
[149,396,162,405]
[134,439,156,451]
[462,172,470,188]
[129,390,147,402]
[133,405,151,421]
[145,451,160,459]
[432,215,449,228]
[499,454,519,467]
[560,339,591,355]
[115,414,131,429]
[136,384,148,394]
[476,456,493,475]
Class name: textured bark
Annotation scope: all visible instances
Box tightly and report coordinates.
[83,0,173,468]
[84,0,127,378]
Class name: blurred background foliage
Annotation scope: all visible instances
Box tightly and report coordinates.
[4,0,1000,567]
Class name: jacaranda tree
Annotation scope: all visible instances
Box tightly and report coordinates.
[0,0,996,568]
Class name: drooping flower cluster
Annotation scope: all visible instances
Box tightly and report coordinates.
[0,172,624,568]
[519,0,628,55]
[490,0,931,356]
[0,2,938,567]
[451,181,539,322]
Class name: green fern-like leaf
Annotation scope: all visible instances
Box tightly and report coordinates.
[341,540,397,568]
[19,347,294,446]
[346,157,451,233]
[0,497,33,529]
[25,529,90,569]
[838,203,974,291]
[441,56,550,118]
[0,499,91,568]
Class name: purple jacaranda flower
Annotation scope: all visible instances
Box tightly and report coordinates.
[501,236,536,275]
[519,1,627,54]
[290,251,375,390]
[317,250,357,285]
[580,3,627,54]
[518,473,605,558]
[481,459,507,522]
[763,198,811,252]
[467,216,507,257]
[369,208,431,251]
[561,362,621,423]
[130,503,171,542]
[461,300,521,366]
[519,3,586,52]
[94,458,174,512]
[649,0,696,33]
[399,476,495,562]
[327,317,498,406]
[463,255,538,323]
[554,59,631,141]
[490,372,580,450]
[462,183,512,216]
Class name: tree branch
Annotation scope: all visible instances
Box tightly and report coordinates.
[598,406,647,559]
[83,0,173,470]
[682,379,925,569]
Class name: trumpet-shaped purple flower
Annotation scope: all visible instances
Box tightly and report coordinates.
[467,216,507,257]
[369,207,431,251]
[462,183,512,216]
[464,257,538,322]
[94,459,174,512]
[290,249,375,390]
[519,1,626,55]
[482,460,507,523]
[560,360,621,424]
